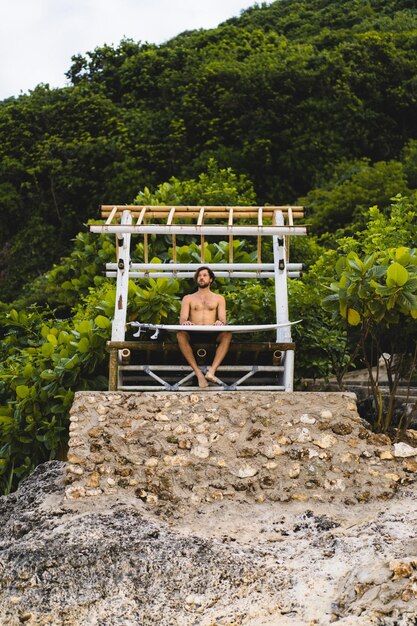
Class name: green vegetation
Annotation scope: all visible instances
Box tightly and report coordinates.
[321,195,417,432]
[323,243,417,433]
[0,307,110,493]
[1,0,417,491]
[2,0,417,297]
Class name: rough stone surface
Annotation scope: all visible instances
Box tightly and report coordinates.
[1,391,417,625]
[65,391,417,510]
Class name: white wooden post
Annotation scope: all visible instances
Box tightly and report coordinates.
[111,210,132,342]
[273,212,291,342]
[273,210,294,391]
[283,349,294,392]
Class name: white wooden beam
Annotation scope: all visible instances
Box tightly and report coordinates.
[111,210,132,342]
[90,224,307,237]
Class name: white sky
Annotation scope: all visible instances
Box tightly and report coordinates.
[0,0,266,101]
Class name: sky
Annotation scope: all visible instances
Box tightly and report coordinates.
[0,0,266,101]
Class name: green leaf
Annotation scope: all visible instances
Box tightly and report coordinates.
[23,363,34,378]
[339,275,348,288]
[405,277,417,290]
[77,337,90,353]
[41,343,54,358]
[386,262,409,287]
[18,436,33,444]
[375,284,394,296]
[346,253,364,273]
[16,385,30,399]
[64,355,80,370]
[94,315,111,329]
[347,308,361,326]
[40,369,56,381]
[335,257,347,275]
[58,331,71,344]
[76,320,93,334]
[395,248,411,265]
[398,292,417,310]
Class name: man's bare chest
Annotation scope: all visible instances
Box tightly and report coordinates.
[190,297,217,310]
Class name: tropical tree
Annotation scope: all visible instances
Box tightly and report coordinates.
[321,194,417,433]
[303,158,412,237]
[3,0,417,303]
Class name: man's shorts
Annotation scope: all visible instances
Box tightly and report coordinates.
[188,331,220,344]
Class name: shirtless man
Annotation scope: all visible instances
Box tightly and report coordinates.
[177,266,232,388]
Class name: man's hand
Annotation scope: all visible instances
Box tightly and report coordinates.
[181,321,194,325]
[214,320,225,326]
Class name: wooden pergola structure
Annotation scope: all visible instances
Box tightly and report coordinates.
[90,205,307,391]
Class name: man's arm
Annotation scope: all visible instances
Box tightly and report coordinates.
[179,295,193,325]
[215,295,227,326]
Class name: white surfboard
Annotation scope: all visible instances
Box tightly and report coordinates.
[128,320,301,338]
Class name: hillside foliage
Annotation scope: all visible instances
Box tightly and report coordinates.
[1,0,417,297]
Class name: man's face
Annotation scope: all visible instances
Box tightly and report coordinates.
[196,269,211,288]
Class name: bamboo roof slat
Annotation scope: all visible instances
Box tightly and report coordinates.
[167,207,176,225]
[197,207,205,226]
[257,208,263,226]
[100,205,305,221]
[136,207,147,226]
[105,206,118,225]
[101,205,304,211]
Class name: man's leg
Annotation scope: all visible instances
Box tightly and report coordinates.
[176,331,208,388]
[206,332,232,382]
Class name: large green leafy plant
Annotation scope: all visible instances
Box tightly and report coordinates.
[0,307,111,493]
[128,277,181,325]
[323,246,417,433]
[289,276,351,385]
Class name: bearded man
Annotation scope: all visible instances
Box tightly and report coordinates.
[176,266,232,388]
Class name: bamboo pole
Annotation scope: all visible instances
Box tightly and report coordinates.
[108,348,119,391]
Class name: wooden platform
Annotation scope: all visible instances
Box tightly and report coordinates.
[107,340,295,391]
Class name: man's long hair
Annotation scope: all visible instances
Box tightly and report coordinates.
[194,266,215,283]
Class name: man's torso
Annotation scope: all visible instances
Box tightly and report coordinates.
[187,292,222,325]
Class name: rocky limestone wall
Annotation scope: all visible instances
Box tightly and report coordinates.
[65,391,417,511]
[4,462,417,626]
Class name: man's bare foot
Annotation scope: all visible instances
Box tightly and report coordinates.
[196,372,209,388]
[205,369,216,383]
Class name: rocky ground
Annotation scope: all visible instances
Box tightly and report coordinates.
[0,392,417,626]
[1,392,417,625]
